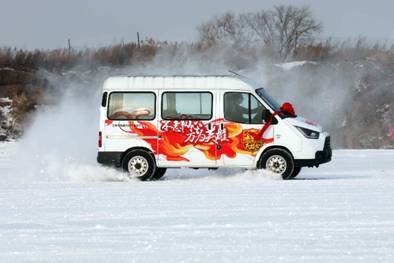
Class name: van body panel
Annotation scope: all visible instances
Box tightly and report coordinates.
[156,89,218,167]
[286,116,323,133]
[102,81,159,160]
[216,90,275,168]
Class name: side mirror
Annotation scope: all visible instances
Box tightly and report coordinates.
[262,109,271,122]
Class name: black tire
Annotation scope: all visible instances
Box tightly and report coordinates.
[290,167,302,178]
[259,148,294,180]
[122,149,156,181]
[152,168,167,180]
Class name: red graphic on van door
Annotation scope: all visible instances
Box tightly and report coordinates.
[160,120,227,144]
[116,119,274,162]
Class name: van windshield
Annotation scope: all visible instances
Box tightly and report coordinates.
[255,88,281,112]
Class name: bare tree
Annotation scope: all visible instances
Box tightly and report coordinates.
[242,5,322,59]
[197,12,252,47]
[277,5,322,58]
[239,11,274,46]
[198,5,322,60]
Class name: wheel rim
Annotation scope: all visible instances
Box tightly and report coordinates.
[266,155,287,175]
[127,156,149,178]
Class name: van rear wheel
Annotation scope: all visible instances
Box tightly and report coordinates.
[122,150,156,181]
[260,148,294,180]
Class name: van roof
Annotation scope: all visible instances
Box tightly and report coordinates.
[103,75,260,92]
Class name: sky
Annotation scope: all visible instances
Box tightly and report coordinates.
[1,0,393,49]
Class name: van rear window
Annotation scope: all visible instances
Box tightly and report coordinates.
[107,92,155,120]
[162,92,212,120]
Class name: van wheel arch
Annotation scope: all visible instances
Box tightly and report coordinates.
[258,147,295,180]
[122,149,157,181]
[121,147,156,166]
[257,145,294,168]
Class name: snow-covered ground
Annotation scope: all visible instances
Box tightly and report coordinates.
[0,142,394,262]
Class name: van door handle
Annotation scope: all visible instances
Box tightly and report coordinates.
[207,123,212,130]
[221,123,224,130]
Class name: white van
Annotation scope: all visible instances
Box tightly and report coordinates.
[97,75,331,180]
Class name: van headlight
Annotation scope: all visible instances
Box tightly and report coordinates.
[296,126,320,139]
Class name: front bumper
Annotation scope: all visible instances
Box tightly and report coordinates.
[294,136,332,167]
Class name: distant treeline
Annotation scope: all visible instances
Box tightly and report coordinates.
[0,41,157,71]
[1,38,393,72]
[1,5,394,71]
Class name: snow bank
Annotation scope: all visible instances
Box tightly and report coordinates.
[0,97,13,141]
[275,61,317,71]
[0,67,15,71]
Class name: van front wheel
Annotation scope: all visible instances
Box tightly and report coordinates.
[260,148,294,180]
[122,150,156,181]
[290,167,302,178]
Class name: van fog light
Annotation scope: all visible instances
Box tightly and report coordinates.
[296,126,320,139]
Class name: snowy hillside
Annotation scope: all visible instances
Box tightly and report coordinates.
[0,97,13,140]
[274,61,317,71]
[1,142,394,262]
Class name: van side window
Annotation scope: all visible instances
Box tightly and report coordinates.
[108,92,155,120]
[224,92,266,124]
[162,92,212,120]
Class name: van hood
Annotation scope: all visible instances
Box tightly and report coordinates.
[284,116,323,132]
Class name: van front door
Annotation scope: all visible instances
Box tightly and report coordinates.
[218,91,274,168]
[157,91,220,167]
